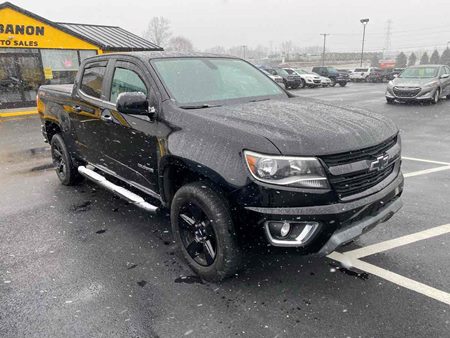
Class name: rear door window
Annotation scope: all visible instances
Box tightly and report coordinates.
[80,65,106,99]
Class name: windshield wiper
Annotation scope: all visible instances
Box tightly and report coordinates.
[179,104,222,109]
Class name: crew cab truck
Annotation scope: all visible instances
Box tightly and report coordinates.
[37,52,403,281]
[312,66,349,87]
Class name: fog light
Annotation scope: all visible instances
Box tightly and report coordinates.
[280,222,291,237]
[265,221,321,247]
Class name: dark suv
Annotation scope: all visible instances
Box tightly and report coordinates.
[37,52,403,281]
[262,66,303,89]
[312,66,349,87]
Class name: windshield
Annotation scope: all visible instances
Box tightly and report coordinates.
[294,69,308,74]
[326,67,338,74]
[275,68,289,76]
[151,58,286,105]
[399,67,439,78]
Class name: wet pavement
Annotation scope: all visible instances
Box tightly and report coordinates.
[1,83,449,337]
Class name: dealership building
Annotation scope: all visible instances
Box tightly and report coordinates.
[0,2,162,109]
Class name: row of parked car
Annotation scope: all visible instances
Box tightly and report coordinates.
[348,67,405,83]
[258,65,350,89]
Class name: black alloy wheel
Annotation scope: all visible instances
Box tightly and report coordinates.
[52,140,67,182]
[171,182,241,282]
[178,202,217,267]
[50,134,82,186]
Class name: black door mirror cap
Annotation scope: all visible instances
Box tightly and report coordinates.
[116,92,149,115]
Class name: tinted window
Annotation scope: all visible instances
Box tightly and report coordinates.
[80,66,106,98]
[110,68,147,103]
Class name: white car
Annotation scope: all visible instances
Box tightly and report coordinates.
[350,67,377,82]
[284,68,322,88]
[261,69,284,84]
[312,72,332,87]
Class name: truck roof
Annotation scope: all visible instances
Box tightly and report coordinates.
[97,51,239,60]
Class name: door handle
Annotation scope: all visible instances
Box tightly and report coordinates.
[72,105,82,113]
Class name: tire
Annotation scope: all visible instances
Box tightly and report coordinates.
[446,94,450,99]
[431,88,440,104]
[386,97,395,104]
[50,134,82,186]
[299,79,306,89]
[339,82,347,87]
[284,82,290,90]
[171,182,241,282]
[330,78,336,87]
[291,84,300,90]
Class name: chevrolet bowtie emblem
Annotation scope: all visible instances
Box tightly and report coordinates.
[369,154,390,172]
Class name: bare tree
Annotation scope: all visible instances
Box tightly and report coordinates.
[205,46,227,55]
[167,36,194,52]
[143,17,171,47]
[280,41,293,60]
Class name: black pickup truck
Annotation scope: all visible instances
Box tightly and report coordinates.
[37,52,403,281]
[312,66,349,87]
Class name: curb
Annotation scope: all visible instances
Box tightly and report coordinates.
[0,110,38,118]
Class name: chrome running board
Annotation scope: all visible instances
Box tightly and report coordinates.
[78,166,159,214]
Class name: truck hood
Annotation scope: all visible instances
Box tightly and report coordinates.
[185,97,398,156]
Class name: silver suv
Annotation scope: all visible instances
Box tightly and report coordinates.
[386,65,450,104]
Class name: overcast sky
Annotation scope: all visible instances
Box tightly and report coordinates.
[11,0,450,53]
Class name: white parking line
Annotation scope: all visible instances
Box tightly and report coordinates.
[344,223,450,259]
[328,252,450,306]
[404,166,450,178]
[402,156,450,166]
[327,223,450,306]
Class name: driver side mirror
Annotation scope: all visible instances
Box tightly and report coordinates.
[440,73,450,79]
[116,92,155,119]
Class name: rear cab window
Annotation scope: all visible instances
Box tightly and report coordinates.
[80,64,107,99]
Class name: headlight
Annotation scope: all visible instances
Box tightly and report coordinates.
[388,81,394,87]
[244,150,329,189]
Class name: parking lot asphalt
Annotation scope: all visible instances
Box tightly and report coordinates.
[1,83,449,337]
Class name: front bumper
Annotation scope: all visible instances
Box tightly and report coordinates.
[245,172,404,254]
[317,197,402,255]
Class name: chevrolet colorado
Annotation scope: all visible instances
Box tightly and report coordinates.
[37,52,403,281]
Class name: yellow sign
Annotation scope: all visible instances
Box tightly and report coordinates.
[44,67,53,80]
[0,7,100,51]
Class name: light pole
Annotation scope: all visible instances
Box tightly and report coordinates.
[320,33,329,66]
[360,18,369,67]
[242,45,247,59]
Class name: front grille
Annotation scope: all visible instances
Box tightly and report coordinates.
[393,86,421,97]
[321,136,399,198]
[329,163,395,198]
[313,80,321,84]
[321,135,397,167]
